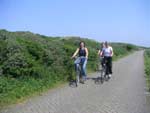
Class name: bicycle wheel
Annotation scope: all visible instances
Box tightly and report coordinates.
[75,67,80,87]
[104,64,110,81]
[101,66,105,84]
[95,69,103,84]
[76,63,84,86]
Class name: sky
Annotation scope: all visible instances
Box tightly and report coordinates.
[0,0,149,47]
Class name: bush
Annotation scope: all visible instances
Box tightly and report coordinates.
[145,49,150,76]
[144,49,150,91]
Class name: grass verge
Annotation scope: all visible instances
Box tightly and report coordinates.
[144,49,150,92]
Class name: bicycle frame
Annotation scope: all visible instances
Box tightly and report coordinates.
[96,57,109,84]
[76,62,82,85]
[74,56,85,86]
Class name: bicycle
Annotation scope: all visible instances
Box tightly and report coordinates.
[95,57,110,84]
[74,56,86,87]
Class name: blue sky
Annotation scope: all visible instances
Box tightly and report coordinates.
[0,0,149,47]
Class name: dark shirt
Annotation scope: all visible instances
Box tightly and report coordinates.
[79,48,86,57]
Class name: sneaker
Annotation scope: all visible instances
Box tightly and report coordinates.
[108,74,112,79]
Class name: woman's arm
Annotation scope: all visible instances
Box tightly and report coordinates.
[109,46,113,57]
[100,48,104,57]
[98,50,101,56]
[85,47,88,59]
[71,48,79,58]
[111,47,113,56]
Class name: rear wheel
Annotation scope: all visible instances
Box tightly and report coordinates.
[95,77,101,84]
[100,76,104,84]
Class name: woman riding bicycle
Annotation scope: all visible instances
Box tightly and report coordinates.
[101,41,113,78]
[71,41,88,82]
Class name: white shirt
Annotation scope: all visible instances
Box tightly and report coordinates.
[102,46,113,57]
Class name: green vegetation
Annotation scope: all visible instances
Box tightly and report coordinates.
[0,29,138,107]
[144,49,150,91]
[111,42,138,60]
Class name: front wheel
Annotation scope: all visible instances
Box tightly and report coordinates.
[100,76,104,84]
[76,71,80,87]
[101,66,106,81]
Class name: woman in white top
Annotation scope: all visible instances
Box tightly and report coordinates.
[101,41,113,78]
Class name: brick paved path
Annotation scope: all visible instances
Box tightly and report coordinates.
[1,51,150,113]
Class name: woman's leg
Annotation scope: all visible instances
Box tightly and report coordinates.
[107,57,112,78]
[82,58,87,80]
[108,57,112,74]
[104,57,109,75]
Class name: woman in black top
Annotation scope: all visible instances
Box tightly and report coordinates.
[71,41,88,81]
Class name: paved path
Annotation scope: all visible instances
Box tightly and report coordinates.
[1,51,150,113]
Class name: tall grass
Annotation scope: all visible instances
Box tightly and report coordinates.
[144,49,150,92]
